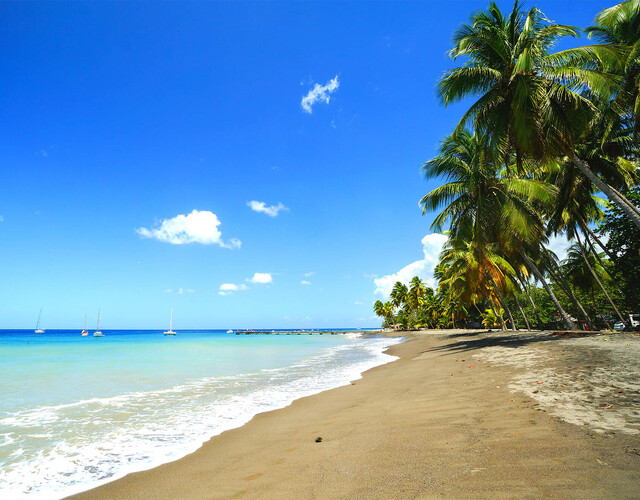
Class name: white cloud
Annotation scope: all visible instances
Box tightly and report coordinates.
[247,201,288,217]
[218,283,249,296]
[301,280,312,285]
[354,301,363,306]
[303,272,315,277]
[137,210,240,248]
[301,75,339,113]
[374,233,448,299]
[547,233,572,261]
[248,273,272,284]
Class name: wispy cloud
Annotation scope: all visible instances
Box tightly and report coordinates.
[301,280,312,285]
[248,273,272,284]
[164,288,195,294]
[301,75,339,113]
[547,233,574,262]
[218,283,249,296]
[303,272,315,277]
[247,201,288,217]
[353,301,363,306]
[137,210,240,248]
[374,233,448,298]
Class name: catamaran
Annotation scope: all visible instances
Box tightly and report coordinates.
[163,308,176,335]
[93,308,104,337]
[81,313,88,336]
[35,307,45,334]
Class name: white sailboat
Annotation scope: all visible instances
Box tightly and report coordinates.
[163,308,176,336]
[35,307,45,334]
[81,313,88,336]
[93,308,104,337]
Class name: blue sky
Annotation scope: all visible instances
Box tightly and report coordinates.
[0,0,612,329]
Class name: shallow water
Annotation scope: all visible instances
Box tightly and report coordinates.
[0,329,400,498]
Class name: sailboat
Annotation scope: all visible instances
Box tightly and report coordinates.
[93,308,104,337]
[81,313,88,336]
[163,308,176,336]
[35,307,45,334]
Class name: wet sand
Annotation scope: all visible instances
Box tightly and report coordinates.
[71,330,640,499]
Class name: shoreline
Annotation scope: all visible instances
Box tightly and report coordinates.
[71,329,640,499]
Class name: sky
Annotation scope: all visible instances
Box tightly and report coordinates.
[0,0,613,329]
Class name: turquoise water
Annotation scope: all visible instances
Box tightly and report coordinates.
[0,329,400,498]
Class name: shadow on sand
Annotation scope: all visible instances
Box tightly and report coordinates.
[426,330,566,355]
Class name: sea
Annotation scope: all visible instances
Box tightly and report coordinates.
[0,329,401,499]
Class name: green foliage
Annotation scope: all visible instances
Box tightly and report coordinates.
[415,0,640,331]
[598,187,640,311]
[481,308,504,329]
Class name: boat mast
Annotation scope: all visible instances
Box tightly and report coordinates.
[36,307,42,330]
[170,308,173,330]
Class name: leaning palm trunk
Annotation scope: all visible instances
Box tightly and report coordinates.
[492,282,516,331]
[547,261,596,331]
[582,228,615,280]
[522,253,577,330]
[518,276,543,329]
[514,295,531,331]
[569,153,640,230]
[575,232,627,328]
[579,215,617,263]
[581,228,626,295]
[489,301,507,331]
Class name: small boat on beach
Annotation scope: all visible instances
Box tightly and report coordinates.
[81,313,88,336]
[35,307,45,334]
[163,308,176,336]
[93,308,104,337]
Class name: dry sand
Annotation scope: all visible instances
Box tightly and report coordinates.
[71,330,640,499]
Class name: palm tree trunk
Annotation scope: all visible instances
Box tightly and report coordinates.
[547,260,595,331]
[514,294,531,331]
[609,184,640,217]
[582,228,614,279]
[578,215,616,263]
[518,276,543,329]
[569,153,640,230]
[575,232,627,328]
[492,283,516,331]
[489,300,506,330]
[581,228,626,297]
[522,253,577,330]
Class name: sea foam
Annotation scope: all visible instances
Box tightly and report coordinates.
[0,333,401,499]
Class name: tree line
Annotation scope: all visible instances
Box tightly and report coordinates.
[375,1,640,331]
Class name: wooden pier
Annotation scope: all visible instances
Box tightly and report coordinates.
[233,330,357,336]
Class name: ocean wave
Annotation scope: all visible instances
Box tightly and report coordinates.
[0,335,401,499]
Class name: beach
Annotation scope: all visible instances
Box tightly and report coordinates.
[71,330,640,499]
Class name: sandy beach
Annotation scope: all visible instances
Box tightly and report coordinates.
[71,330,640,499]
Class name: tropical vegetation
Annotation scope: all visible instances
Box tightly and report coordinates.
[374,1,640,331]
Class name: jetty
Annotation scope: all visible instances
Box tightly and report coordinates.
[233,330,365,336]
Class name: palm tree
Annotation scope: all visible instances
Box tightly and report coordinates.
[408,277,427,310]
[421,129,576,328]
[584,1,640,135]
[390,282,408,309]
[373,300,395,328]
[571,233,627,326]
[438,0,640,229]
